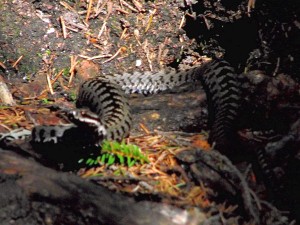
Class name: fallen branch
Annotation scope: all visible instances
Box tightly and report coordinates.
[0,149,207,225]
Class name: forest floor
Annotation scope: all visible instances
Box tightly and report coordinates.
[0,0,214,211]
[0,0,299,224]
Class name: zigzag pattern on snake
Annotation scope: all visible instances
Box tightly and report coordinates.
[31,59,241,153]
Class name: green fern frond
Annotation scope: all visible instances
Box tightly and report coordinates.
[79,140,149,167]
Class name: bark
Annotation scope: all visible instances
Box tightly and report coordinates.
[0,149,206,225]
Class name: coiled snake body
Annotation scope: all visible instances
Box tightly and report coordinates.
[32,60,241,153]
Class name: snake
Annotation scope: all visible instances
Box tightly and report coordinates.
[31,59,241,154]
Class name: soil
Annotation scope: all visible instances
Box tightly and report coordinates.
[0,0,205,133]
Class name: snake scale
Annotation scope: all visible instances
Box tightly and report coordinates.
[31,59,241,154]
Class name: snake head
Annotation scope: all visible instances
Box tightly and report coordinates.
[65,109,107,138]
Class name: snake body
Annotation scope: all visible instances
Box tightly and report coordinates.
[32,60,241,153]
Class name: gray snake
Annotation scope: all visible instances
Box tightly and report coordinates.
[31,59,241,153]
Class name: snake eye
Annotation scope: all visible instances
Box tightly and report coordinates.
[66,110,78,120]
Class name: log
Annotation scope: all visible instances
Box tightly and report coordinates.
[0,149,207,225]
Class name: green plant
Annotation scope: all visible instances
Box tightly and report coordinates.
[45,49,51,56]
[41,98,53,104]
[79,140,149,167]
[24,74,31,81]
[69,91,77,102]
[62,67,70,77]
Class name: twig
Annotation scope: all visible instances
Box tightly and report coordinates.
[60,16,68,39]
[95,0,102,14]
[249,189,262,210]
[35,10,51,23]
[157,41,165,65]
[38,69,65,97]
[68,55,78,87]
[102,47,126,64]
[201,14,211,30]
[97,21,107,39]
[145,9,156,32]
[85,0,93,23]
[78,54,112,60]
[247,0,256,16]
[51,69,64,85]
[131,0,145,12]
[179,14,185,29]
[12,55,23,68]
[272,57,280,76]
[105,1,113,20]
[120,0,138,13]
[116,8,129,14]
[0,123,11,131]
[142,39,153,71]
[185,12,196,20]
[59,1,76,11]
[0,61,6,69]
[94,0,109,18]
[46,72,54,95]
[134,29,142,45]
[139,123,150,134]
[97,1,112,39]
[66,26,79,33]
[120,27,128,40]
